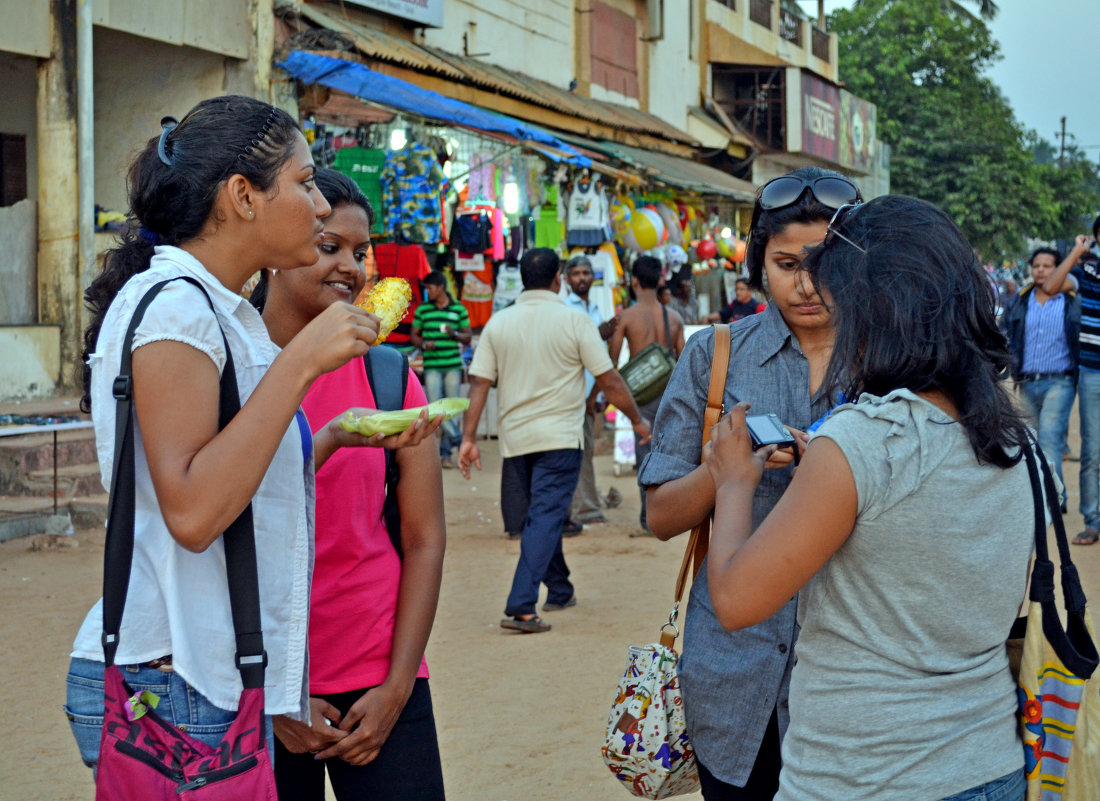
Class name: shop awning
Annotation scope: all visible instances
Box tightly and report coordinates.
[559,136,757,202]
[278,50,589,165]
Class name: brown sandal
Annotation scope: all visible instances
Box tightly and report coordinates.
[500,615,551,633]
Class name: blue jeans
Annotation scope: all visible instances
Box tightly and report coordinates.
[1079,368,1100,529]
[504,448,583,617]
[1018,375,1074,505]
[938,768,1024,801]
[422,369,462,457]
[64,656,274,773]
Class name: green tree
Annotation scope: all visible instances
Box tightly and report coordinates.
[832,0,1048,257]
[1036,143,1100,241]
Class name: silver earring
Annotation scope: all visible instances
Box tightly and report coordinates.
[248,210,254,218]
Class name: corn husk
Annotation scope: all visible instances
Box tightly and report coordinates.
[339,397,469,437]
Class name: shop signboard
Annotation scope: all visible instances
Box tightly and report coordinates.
[800,71,840,164]
[838,90,877,173]
[787,70,878,174]
[342,0,443,28]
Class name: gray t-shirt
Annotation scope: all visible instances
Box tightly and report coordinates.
[778,389,1032,801]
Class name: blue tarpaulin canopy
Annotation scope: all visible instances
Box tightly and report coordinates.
[278,50,589,165]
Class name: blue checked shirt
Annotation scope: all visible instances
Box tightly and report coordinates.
[637,304,834,786]
[1020,292,1072,374]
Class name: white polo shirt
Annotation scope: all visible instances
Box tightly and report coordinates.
[469,289,613,457]
[72,246,313,721]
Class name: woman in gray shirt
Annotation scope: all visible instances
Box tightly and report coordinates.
[640,167,862,799]
[704,196,1033,801]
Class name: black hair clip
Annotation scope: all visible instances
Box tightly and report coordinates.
[157,116,179,167]
[238,107,280,163]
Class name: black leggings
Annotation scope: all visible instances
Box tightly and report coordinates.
[274,678,445,801]
[696,708,781,801]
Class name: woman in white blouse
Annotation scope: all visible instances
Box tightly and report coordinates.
[63,96,428,773]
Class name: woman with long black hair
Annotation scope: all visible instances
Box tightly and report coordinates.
[705,195,1033,801]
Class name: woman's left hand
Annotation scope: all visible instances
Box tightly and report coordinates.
[703,403,775,490]
[313,681,409,766]
[324,408,444,451]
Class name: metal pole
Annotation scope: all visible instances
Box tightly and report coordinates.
[77,0,95,302]
[53,430,59,515]
[1059,116,1066,169]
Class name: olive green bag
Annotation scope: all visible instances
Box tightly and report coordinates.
[620,306,675,406]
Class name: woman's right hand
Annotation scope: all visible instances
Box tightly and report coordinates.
[284,302,381,379]
[272,698,347,754]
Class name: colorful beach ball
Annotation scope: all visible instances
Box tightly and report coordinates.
[632,208,665,251]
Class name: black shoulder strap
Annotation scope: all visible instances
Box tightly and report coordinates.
[364,346,410,558]
[662,303,672,352]
[101,277,266,689]
[1019,438,1099,679]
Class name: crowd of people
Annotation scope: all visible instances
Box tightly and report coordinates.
[61,95,1096,801]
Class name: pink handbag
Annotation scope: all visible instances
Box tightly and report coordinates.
[94,278,277,799]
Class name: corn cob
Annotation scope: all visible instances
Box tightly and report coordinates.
[339,398,470,437]
[354,277,412,343]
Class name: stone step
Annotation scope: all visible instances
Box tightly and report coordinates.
[0,492,108,540]
[71,493,109,529]
[0,428,98,478]
[23,462,103,499]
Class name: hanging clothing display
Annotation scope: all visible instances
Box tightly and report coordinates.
[451,210,493,253]
[466,150,497,203]
[563,178,609,247]
[532,183,562,249]
[373,242,431,344]
[380,141,446,244]
[332,146,387,235]
[493,262,523,313]
[460,267,495,328]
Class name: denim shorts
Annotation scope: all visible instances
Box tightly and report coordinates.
[939,768,1025,801]
[64,656,273,772]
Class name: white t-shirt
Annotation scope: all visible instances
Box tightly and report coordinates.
[72,246,314,720]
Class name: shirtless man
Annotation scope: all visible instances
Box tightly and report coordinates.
[610,256,686,536]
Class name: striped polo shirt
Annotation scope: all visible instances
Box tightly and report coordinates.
[413,299,469,371]
[1076,259,1100,371]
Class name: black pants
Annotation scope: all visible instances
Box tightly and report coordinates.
[501,455,531,533]
[696,708,781,801]
[274,678,445,801]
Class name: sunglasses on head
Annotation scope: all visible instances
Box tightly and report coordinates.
[823,202,867,254]
[758,175,862,211]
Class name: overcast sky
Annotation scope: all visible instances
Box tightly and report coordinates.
[796,0,1099,161]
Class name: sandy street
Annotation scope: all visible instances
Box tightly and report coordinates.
[2,434,1098,800]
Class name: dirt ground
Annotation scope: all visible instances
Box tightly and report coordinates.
[3,433,1099,801]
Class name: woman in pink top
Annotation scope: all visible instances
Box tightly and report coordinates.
[252,169,447,800]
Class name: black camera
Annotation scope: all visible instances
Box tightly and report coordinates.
[745,414,800,464]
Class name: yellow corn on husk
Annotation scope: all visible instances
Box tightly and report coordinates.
[354,277,412,343]
[339,398,470,437]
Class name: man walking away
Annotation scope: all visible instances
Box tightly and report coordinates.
[412,271,471,468]
[564,255,619,527]
[458,248,650,633]
[609,256,685,537]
